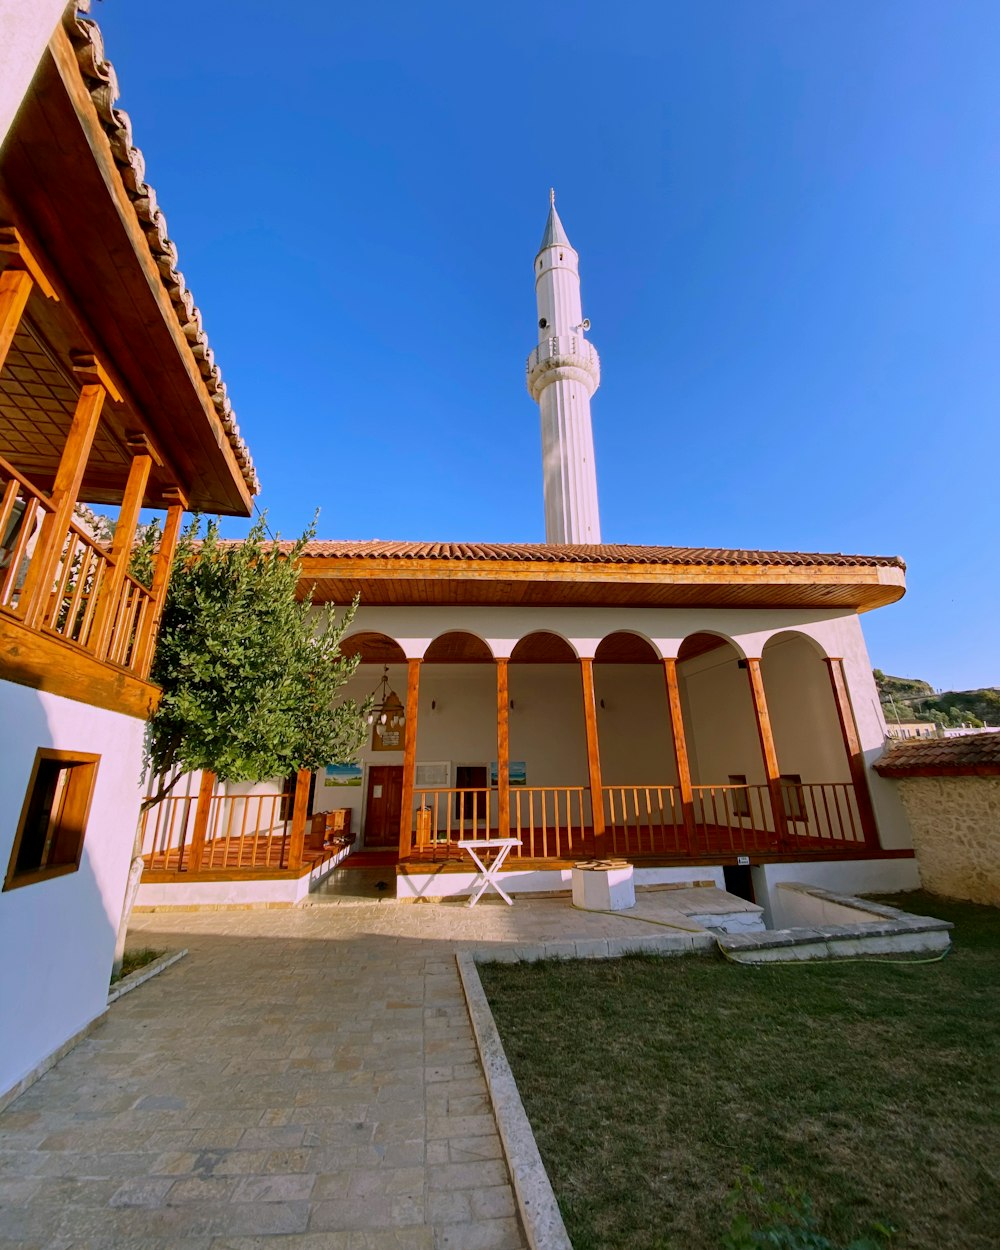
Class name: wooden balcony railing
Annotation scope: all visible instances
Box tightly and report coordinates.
[690,781,865,854]
[412,788,498,853]
[603,785,684,857]
[511,786,589,859]
[140,789,294,873]
[403,780,866,864]
[0,454,156,677]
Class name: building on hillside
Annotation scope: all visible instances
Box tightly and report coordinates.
[885,722,940,741]
[135,196,919,915]
[0,5,257,1105]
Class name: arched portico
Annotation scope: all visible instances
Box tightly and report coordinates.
[335,618,877,868]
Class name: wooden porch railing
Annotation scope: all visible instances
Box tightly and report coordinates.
[690,781,865,854]
[140,768,315,875]
[0,454,156,677]
[140,790,294,872]
[511,786,589,859]
[603,785,684,857]
[412,788,498,853]
[403,780,866,864]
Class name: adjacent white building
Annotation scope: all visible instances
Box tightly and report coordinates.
[0,7,256,1105]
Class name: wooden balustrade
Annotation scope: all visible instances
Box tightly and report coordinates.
[0,454,156,677]
[412,788,497,853]
[140,789,297,873]
[603,785,684,857]
[510,787,588,859]
[400,779,865,865]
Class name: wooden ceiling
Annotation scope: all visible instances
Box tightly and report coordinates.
[339,632,407,664]
[423,632,494,663]
[509,632,578,663]
[297,555,906,613]
[0,31,252,513]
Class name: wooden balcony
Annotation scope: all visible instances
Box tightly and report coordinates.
[402,780,874,867]
[0,454,167,716]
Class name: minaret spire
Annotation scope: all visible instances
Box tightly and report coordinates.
[526,192,601,544]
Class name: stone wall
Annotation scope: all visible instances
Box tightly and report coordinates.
[893,776,1000,905]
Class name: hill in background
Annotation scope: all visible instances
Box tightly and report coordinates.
[874,670,1000,729]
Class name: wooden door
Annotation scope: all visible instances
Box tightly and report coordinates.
[364,765,403,847]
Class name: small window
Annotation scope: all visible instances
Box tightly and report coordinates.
[728,774,751,818]
[780,773,807,821]
[4,750,100,891]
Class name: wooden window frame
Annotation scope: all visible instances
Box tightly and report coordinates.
[3,749,101,891]
[728,774,751,819]
[780,772,807,822]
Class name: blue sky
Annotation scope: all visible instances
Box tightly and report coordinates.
[96,1,999,692]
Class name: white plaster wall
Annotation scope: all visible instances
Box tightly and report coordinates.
[0,0,65,146]
[760,636,850,783]
[593,664,677,786]
[508,664,588,788]
[772,884,881,928]
[751,858,921,928]
[680,647,764,787]
[0,681,146,1101]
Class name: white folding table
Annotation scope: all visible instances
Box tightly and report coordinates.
[457,838,521,907]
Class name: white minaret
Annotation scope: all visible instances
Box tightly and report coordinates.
[526,190,602,544]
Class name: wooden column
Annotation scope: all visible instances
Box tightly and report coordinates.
[496,658,510,839]
[662,657,697,847]
[21,355,121,627]
[579,657,606,856]
[187,770,216,873]
[0,269,34,371]
[825,658,881,848]
[92,451,153,659]
[134,491,186,678]
[286,767,313,870]
[398,659,421,860]
[745,657,789,846]
[0,227,58,371]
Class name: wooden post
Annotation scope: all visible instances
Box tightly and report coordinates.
[663,657,697,848]
[745,657,789,846]
[825,658,881,849]
[398,659,421,860]
[286,767,312,870]
[21,356,121,627]
[92,452,153,659]
[0,227,59,372]
[187,769,216,873]
[133,493,186,678]
[496,658,510,839]
[0,269,34,371]
[580,657,606,856]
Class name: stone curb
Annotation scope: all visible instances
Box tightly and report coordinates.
[457,952,574,1250]
[107,949,188,1005]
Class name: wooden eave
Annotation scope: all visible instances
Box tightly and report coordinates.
[296,556,907,611]
[0,27,252,514]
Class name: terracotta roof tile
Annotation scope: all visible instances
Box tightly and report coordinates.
[874,733,1000,777]
[292,539,905,569]
[65,3,259,496]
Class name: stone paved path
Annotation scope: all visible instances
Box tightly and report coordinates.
[0,903,534,1250]
[0,890,711,1249]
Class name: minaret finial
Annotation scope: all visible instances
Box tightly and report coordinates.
[549,186,555,207]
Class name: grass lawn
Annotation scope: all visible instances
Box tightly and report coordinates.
[110,946,164,984]
[478,892,999,1250]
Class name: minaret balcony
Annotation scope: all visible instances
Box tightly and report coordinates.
[526,334,601,401]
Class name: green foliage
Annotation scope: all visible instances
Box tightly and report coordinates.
[144,515,368,795]
[874,670,998,728]
[723,1176,894,1250]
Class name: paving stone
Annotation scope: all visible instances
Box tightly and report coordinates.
[1,894,701,1247]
